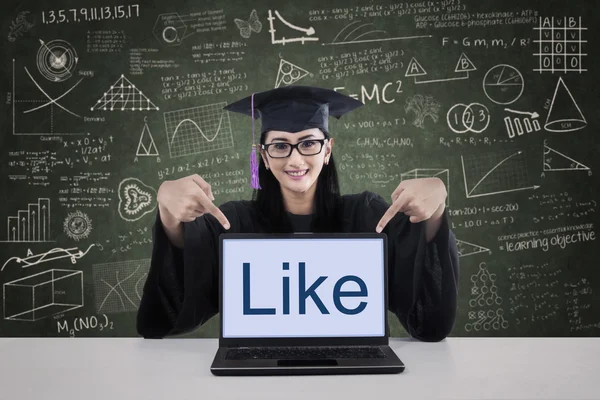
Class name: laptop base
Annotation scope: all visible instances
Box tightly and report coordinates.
[210,345,405,376]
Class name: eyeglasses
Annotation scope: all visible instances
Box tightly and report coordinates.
[261,139,328,158]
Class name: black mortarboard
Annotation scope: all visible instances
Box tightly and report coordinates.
[223,85,364,189]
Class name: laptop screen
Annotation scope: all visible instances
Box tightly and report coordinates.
[221,237,385,338]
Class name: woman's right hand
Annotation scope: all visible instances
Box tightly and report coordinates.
[157,174,230,229]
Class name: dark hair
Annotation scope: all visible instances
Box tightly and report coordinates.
[252,130,342,233]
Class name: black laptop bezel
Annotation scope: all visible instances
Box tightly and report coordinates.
[218,232,389,347]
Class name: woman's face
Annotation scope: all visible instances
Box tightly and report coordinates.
[260,128,334,195]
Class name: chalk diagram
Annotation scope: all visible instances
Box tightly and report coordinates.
[152,12,200,46]
[544,77,586,132]
[235,9,262,38]
[503,109,541,138]
[483,64,524,105]
[533,16,587,73]
[401,168,449,207]
[268,10,319,44]
[1,198,51,243]
[37,39,78,82]
[543,140,590,174]
[136,121,159,158]
[275,58,312,88]
[1,244,97,272]
[12,56,87,136]
[8,11,34,42]
[405,53,476,84]
[465,262,508,332]
[153,13,187,46]
[93,259,150,314]
[118,178,157,222]
[164,102,234,158]
[4,269,84,321]
[404,95,440,129]
[63,210,92,241]
[91,75,159,111]
[324,19,432,45]
[456,239,491,257]
[447,103,490,134]
[461,150,540,198]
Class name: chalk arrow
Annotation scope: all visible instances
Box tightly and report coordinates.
[505,108,539,118]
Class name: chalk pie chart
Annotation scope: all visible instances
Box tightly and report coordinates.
[483,65,524,105]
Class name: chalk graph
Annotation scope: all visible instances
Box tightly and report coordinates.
[2,198,51,243]
[163,102,234,158]
[12,58,87,136]
[461,150,539,198]
[325,20,431,46]
[1,244,96,272]
[92,259,150,314]
[268,9,319,45]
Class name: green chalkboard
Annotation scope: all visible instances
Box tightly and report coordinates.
[1,0,599,338]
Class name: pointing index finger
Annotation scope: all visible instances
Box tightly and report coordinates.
[376,204,399,233]
[206,202,230,230]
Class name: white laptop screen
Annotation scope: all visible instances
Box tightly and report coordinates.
[222,238,385,338]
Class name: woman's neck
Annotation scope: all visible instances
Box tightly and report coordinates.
[281,186,316,215]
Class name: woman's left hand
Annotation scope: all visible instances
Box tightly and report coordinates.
[376,177,447,232]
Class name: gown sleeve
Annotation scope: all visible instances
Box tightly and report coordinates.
[357,191,460,342]
[136,202,241,339]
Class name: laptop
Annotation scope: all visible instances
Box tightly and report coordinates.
[210,232,405,376]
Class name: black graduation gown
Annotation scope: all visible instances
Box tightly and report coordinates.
[136,190,459,342]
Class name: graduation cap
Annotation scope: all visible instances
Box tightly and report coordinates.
[223,85,364,189]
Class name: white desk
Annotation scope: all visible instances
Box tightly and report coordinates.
[0,337,597,400]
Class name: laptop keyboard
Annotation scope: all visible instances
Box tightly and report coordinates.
[225,346,386,360]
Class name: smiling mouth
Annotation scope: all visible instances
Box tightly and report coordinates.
[285,170,309,176]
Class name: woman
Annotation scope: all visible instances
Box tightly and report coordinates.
[137,86,459,341]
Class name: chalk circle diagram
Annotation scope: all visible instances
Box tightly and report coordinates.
[544,77,587,132]
[153,13,188,46]
[465,309,508,332]
[469,262,502,307]
[118,178,157,222]
[275,58,311,88]
[36,39,78,82]
[63,210,92,241]
[447,103,490,134]
[483,65,524,105]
